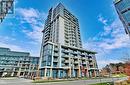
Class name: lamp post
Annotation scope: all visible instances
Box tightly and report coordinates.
[106,65,114,84]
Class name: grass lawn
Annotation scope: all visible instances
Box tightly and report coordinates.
[32,79,74,83]
[90,82,113,85]
[112,74,127,78]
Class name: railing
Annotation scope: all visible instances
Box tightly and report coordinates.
[62,55,69,58]
[89,62,93,65]
[74,61,79,64]
[82,62,86,65]
[62,50,69,53]
[73,56,78,59]
[53,59,58,62]
[81,57,86,60]
[64,60,69,63]
[54,53,59,56]
[54,48,58,51]
[74,66,79,69]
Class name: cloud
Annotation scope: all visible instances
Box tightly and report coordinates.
[99,19,130,50]
[0,36,24,51]
[97,59,122,69]
[83,16,130,68]
[0,42,24,52]
[16,8,46,43]
[22,25,43,43]
[16,8,46,25]
[18,8,39,18]
[0,36,16,41]
[87,18,130,51]
[98,14,108,25]
[0,7,46,56]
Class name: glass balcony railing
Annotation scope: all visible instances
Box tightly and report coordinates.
[82,62,86,65]
[74,66,79,69]
[53,59,58,62]
[88,58,93,61]
[54,48,58,51]
[74,61,79,64]
[62,55,69,58]
[81,57,86,60]
[73,56,78,59]
[64,60,69,63]
[53,65,58,67]
[89,62,93,65]
[62,65,69,67]
[62,50,69,53]
[54,53,59,56]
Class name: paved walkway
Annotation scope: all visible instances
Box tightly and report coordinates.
[0,78,32,85]
[0,77,127,85]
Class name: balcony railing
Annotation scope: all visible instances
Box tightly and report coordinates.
[74,61,79,64]
[89,62,93,65]
[54,53,59,57]
[54,48,58,51]
[82,62,86,65]
[81,57,86,60]
[88,57,93,60]
[73,56,78,59]
[53,60,58,63]
[74,66,79,69]
[62,50,69,53]
[62,65,69,67]
[62,55,69,58]
[64,60,69,63]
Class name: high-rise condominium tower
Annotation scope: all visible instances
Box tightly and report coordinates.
[39,3,98,79]
[42,3,82,48]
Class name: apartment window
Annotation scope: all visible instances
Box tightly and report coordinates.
[128,23,130,26]
[122,11,130,22]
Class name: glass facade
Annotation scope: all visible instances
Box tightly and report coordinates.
[41,44,53,67]
[0,47,39,77]
[115,0,130,35]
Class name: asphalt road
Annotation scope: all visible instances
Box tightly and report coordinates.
[0,77,127,85]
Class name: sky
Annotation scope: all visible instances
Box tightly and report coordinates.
[0,0,130,68]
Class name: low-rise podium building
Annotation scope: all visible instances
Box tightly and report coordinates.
[0,47,39,78]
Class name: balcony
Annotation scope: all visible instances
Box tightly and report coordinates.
[54,48,58,51]
[73,56,78,59]
[87,56,92,59]
[81,53,85,57]
[62,55,69,58]
[54,53,59,57]
[64,60,69,63]
[71,51,78,55]
[20,69,24,72]
[74,61,79,64]
[24,69,29,72]
[53,59,58,62]
[62,50,69,53]
[63,65,69,67]
[81,57,86,60]
[89,67,98,70]
[74,66,79,69]
[82,62,86,65]
[88,58,93,61]
[53,65,58,67]
[89,62,93,65]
